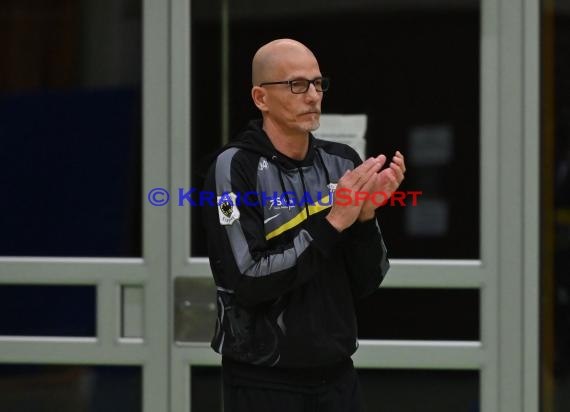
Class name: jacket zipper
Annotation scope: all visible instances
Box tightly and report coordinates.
[297,166,311,219]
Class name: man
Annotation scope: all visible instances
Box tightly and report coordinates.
[203,39,406,412]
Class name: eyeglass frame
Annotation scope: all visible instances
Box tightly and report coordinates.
[258,77,330,94]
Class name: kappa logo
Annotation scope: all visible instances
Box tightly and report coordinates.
[327,182,338,192]
[217,192,240,225]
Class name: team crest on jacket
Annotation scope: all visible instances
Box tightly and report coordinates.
[217,192,240,225]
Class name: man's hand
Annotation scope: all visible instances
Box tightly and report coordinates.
[358,151,406,222]
[325,156,384,232]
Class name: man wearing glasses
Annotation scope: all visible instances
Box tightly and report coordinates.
[204,38,406,412]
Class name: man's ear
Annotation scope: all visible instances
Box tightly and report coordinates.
[251,86,268,112]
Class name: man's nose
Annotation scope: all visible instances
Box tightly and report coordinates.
[305,83,321,100]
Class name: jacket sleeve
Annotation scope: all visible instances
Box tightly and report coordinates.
[203,148,343,308]
[342,216,390,300]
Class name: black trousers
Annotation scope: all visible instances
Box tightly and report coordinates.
[222,362,366,412]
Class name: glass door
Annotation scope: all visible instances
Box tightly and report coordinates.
[0,0,540,411]
[168,0,542,411]
[0,1,170,411]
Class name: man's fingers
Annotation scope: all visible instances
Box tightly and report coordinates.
[360,174,378,195]
[341,157,382,189]
[356,158,383,186]
[390,162,405,182]
[376,168,401,192]
[376,154,387,168]
[338,152,401,193]
[338,167,357,186]
[391,153,406,174]
[357,157,383,176]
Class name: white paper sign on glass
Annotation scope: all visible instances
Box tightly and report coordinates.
[312,114,367,160]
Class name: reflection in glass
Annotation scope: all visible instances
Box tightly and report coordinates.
[356,288,479,341]
[189,366,478,412]
[191,367,222,412]
[358,369,479,411]
[541,1,570,410]
[0,365,141,412]
[176,286,480,343]
[0,0,142,257]
[190,0,480,259]
[0,285,96,337]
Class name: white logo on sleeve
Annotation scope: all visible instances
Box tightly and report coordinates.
[217,192,240,225]
[258,159,269,171]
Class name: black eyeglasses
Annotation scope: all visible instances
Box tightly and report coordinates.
[259,77,330,94]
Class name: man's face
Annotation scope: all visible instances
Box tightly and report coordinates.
[262,52,323,135]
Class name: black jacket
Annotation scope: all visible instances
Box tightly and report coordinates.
[203,120,390,369]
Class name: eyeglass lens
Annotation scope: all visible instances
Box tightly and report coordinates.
[291,78,329,93]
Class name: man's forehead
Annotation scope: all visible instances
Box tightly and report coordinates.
[281,67,322,80]
[266,51,320,76]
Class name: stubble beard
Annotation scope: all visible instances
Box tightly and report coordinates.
[308,119,320,132]
[304,112,320,132]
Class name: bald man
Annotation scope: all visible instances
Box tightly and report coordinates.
[203,39,405,412]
